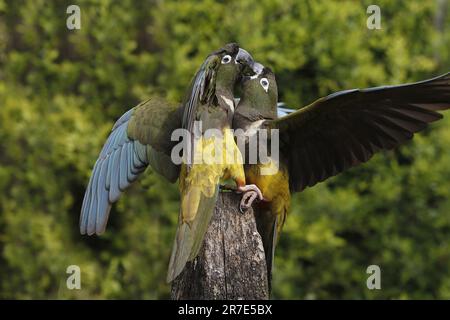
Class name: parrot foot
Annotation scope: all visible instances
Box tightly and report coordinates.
[237,184,263,213]
[239,191,259,213]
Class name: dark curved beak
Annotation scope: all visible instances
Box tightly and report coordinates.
[235,48,256,76]
[235,48,254,67]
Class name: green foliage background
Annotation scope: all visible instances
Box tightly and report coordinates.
[0,0,449,299]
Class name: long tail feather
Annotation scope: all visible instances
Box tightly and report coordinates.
[254,207,278,292]
[166,186,219,282]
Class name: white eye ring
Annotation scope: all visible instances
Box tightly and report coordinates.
[221,55,232,64]
[260,77,269,92]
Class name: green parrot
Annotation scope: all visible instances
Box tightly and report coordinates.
[233,65,450,288]
[167,43,263,282]
[79,43,261,282]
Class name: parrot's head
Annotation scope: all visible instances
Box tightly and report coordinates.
[182,43,256,132]
[239,63,278,117]
[211,43,256,89]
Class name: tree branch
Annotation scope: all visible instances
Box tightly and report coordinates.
[171,192,269,300]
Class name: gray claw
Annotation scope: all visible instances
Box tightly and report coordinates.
[239,190,259,213]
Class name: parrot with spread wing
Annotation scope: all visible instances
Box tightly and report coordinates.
[233,66,450,287]
[167,43,264,282]
[79,43,262,283]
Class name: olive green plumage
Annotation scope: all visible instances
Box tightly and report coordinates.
[235,66,450,291]
[128,96,181,154]
[233,68,287,290]
[167,43,257,282]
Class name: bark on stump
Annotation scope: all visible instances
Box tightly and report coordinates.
[171,192,269,300]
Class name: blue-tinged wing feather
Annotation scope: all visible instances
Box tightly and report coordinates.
[82,93,186,235]
[80,179,92,234]
[109,146,123,203]
[127,143,140,182]
[96,160,110,234]
[119,143,129,191]
[99,128,116,159]
[134,142,148,164]
[80,108,155,235]
[132,142,146,169]
[105,148,115,190]
[87,160,101,235]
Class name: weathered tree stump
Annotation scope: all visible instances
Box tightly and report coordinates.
[171,192,269,300]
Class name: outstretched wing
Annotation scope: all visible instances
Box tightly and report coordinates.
[80,97,181,235]
[268,72,450,192]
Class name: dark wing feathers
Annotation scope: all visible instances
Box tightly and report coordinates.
[182,59,210,133]
[271,72,450,192]
[181,55,219,168]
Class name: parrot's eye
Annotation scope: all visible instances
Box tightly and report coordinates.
[260,78,269,92]
[221,55,232,64]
